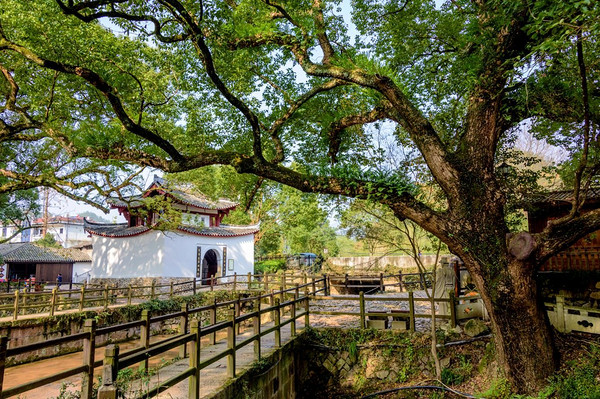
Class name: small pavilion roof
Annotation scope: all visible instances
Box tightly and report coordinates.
[108,176,238,211]
[84,219,259,238]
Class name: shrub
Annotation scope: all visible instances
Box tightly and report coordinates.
[255,259,286,274]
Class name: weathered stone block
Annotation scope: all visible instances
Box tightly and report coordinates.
[390,320,407,330]
[367,319,387,329]
[464,319,490,337]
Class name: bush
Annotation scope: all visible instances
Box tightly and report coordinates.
[255,259,286,274]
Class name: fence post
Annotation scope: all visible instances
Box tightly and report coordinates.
[80,285,86,311]
[68,281,73,299]
[270,289,275,322]
[419,272,426,290]
[291,286,297,337]
[180,303,189,359]
[279,273,284,293]
[193,278,197,295]
[233,273,237,291]
[282,271,287,291]
[408,291,416,332]
[170,281,174,298]
[323,273,329,296]
[227,308,236,378]
[210,276,215,291]
[274,298,281,348]
[264,274,269,291]
[13,290,19,321]
[151,280,156,299]
[235,294,242,334]
[81,319,96,399]
[253,299,261,360]
[103,284,109,311]
[379,273,384,292]
[398,272,403,292]
[311,276,316,295]
[189,320,201,399]
[127,284,132,306]
[21,291,27,316]
[303,273,308,288]
[0,335,8,396]
[449,291,457,328]
[304,288,310,328]
[49,287,58,316]
[209,299,217,345]
[140,310,150,373]
[359,291,366,329]
[556,295,566,332]
[247,272,252,290]
[97,345,119,399]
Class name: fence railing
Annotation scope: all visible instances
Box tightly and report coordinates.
[327,272,433,293]
[312,291,453,330]
[0,276,326,399]
[0,271,454,399]
[0,271,330,320]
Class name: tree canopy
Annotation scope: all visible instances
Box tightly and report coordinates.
[1,0,599,393]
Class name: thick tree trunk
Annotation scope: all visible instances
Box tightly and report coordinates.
[474,257,557,392]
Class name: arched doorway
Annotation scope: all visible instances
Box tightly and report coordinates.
[201,249,219,285]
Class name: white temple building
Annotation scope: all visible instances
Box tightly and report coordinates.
[85,177,258,283]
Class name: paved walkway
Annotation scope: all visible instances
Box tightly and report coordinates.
[3,315,305,399]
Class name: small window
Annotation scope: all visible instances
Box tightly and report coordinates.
[2,227,6,237]
[59,228,64,234]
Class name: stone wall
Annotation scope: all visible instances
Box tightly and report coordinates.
[325,255,441,274]
[207,338,297,399]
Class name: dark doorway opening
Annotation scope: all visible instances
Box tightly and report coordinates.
[201,249,219,285]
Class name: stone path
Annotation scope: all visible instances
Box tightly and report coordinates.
[3,316,304,399]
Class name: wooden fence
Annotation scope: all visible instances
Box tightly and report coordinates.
[0,275,327,399]
[0,271,329,320]
[0,271,463,399]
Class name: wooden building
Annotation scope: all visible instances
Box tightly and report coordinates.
[527,188,600,272]
[0,243,91,283]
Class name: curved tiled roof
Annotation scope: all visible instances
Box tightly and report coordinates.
[177,224,260,237]
[536,188,600,203]
[108,177,238,211]
[84,219,150,238]
[0,243,89,263]
[84,219,258,238]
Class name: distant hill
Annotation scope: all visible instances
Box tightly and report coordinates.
[78,211,111,223]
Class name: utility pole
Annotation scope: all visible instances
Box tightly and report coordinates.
[42,187,49,236]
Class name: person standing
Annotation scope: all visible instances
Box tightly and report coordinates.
[56,273,63,288]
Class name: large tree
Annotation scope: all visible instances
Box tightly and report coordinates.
[1,0,599,392]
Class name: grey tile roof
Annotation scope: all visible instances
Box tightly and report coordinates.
[529,188,600,205]
[108,177,238,211]
[84,220,150,237]
[0,243,77,263]
[46,247,91,262]
[84,219,258,238]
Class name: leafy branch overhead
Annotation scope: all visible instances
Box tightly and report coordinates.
[1,0,599,392]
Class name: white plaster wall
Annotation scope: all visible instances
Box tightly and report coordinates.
[47,223,90,248]
[91,232,165,278]
[73,261,92,283]
[91,230,255,279]
[161,232,255,278]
